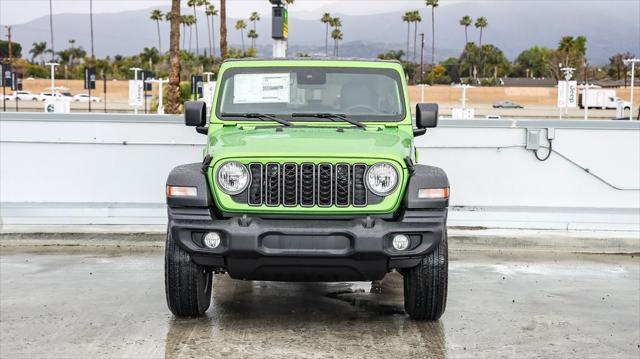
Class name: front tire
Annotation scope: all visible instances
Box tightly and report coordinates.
[165,229,212,317]
[403,230,448,321]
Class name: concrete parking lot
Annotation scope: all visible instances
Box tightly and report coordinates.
[0,246,638,358]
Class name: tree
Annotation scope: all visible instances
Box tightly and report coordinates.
[402,12,411,59]
[546,35,588,80]
[167,0,182,114]
[187,0,204,55]
[150,9,164,53]
[179,15,189,50]
[30,41,48,64]
[513,46,550,78]
[377,50,405,61]
[459,15,472,45]
[331,28,343,56]
[411,10,422,62]
[205,4,218,59]
[235,20,247,52]
[321,13,332,57]
[426,0,438,65]
[249,12,261,49]
[220,0,228,59]
[609,52,634,86]
[475,17,488,46]
[248,30,258,50]
[140,47,160,67]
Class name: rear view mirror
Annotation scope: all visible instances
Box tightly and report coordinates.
[416,103,439,129]
[185,101,207,127]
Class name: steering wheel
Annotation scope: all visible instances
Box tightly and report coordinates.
[343,104,379,113]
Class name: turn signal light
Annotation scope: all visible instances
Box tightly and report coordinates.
[166,186,197,197]
[418,188,449,199]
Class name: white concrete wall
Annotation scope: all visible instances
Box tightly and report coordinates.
[1,113,639,231]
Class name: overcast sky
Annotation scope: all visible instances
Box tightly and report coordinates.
[0,0,454,25]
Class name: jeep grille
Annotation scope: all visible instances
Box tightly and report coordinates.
[246,163,369,207]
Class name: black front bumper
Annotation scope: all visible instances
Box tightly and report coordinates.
[169,207,447,281]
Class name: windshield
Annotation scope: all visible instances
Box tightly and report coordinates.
[216,66,406,122]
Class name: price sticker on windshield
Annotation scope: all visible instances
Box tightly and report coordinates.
[233,73,290,104]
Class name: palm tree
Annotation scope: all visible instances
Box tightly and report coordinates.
[411,10,422,62]
[220,0,228,59]
[235,20,247,52]
[167,0,181,114]
[426,0,439,65]
[402,12,411,58]
[475,16,488,46]
[29,42,48,64]
[459,15,472,45]
[321,13,332,57]
[205,4,218,58]
[150,9,164,53]
[331,28,343,56]
[180,15,189,50]
[248,30,258,49]
[187,0,204,55]
[249,12,260,49]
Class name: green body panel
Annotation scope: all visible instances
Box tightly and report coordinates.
[204,59,416,215]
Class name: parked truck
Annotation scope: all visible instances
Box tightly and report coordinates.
[165,58,450,321]
[579,89,631,110]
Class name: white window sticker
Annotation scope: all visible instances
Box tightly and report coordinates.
[233,73,290,104]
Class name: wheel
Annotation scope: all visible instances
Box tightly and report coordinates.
[403,230,448,321]
[165,229,212,317]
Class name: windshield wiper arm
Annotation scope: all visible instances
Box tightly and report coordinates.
[221,112,293,127]
[291,113,366,128]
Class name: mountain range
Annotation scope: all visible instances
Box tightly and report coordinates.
[4,1,639,65]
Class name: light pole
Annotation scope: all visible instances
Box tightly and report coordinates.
[624,58,639,120]
[45,62,59,93]
[129,67,142,114]
[270,0,288,58]
[419,33,425,84]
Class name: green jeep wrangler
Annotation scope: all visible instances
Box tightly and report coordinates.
[165,58,449,321]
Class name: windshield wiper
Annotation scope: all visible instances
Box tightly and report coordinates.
[221,112,293,127]
[291,113,366,128]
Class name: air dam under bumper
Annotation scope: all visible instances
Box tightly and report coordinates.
[168,207,447,281]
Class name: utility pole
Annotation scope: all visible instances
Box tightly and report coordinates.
[49,0,55,61]
[4,26,12,59]
[624,58,639,121]
[419,33,425,84]
[89,0,95,60]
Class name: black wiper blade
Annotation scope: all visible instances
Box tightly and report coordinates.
[221,112,293,127]
[291,113,366,128]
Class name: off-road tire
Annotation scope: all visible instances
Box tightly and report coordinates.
[165,230,212,317]
[403,230,448,321]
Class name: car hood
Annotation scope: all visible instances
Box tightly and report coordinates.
[206,125,413,167]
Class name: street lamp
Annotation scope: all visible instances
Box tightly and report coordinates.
[623,58,639,120]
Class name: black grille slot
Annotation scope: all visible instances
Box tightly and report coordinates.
[335,164,350,206]
[246,163,368,207]
[248,164,263,205]
[300,164,315,206]
[282,163,298,206]
[265,164,280,206]
[352,164,367,206]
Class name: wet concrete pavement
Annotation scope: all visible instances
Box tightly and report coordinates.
[1,248,638,358]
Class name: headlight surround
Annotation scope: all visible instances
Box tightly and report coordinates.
[365,162,399,196]
[216,161,250,195]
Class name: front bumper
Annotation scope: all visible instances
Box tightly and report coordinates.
[168,207,447,281]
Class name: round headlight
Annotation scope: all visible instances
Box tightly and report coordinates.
[216,161,250,195]
[366,162,399,196]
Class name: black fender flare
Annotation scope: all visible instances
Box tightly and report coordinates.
[403,164,449,209]
[166,163,213,208]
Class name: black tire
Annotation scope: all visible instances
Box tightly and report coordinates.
[403,230,448,321]
[165,229,212,317]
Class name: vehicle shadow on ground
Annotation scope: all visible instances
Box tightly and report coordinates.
[163,272,448,358]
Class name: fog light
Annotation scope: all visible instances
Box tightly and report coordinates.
[392,234,410,251]
[203,232,221,249]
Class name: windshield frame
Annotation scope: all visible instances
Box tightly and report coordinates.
[214,66,407,123]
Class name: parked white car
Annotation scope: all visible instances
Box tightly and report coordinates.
[1,93,15,101]
[39,92,72,101]
[73,94,101,102]
[14,90,39,101]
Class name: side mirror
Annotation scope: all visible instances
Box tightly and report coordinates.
[416,103,438,131]
[185,101,207,127]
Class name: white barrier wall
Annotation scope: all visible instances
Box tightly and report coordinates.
[1,113,639,231]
